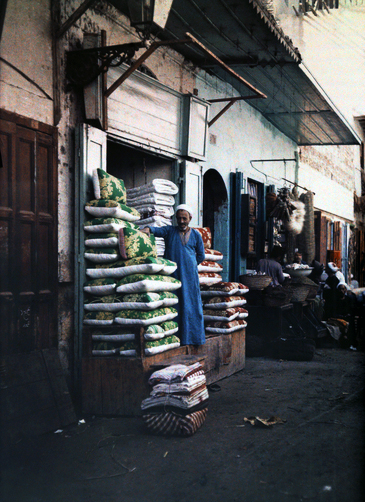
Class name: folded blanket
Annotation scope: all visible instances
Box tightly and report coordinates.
[127,179,178,197]
[141,386,209,411]
[148,362,204,385]
[150,374,206,395]
[136,216,172,227]
[128,193,175,207]
[132,205,175,217]
[138,207,174,219]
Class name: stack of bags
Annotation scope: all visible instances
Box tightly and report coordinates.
[126,179,179,257]
[201,282,249,335]
[194,227,249,335]
[194,227,224,287]
[83,169,182,357]
[141,362,208,436]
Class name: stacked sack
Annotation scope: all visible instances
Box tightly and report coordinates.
[141,362,208,436]
[201,282,249,335]
[194,227,249,334]
[194,227,224,287]
[126,179,179,257]
[83,169,182,357]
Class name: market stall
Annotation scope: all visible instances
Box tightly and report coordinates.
[80,163,246,416]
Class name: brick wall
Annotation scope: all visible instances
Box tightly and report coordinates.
[300,145,356,192]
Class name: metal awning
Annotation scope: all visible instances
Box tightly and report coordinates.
[110,0,360,145]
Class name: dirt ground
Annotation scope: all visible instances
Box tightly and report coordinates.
[1,348,364,502]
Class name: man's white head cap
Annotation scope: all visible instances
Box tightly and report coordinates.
[327,262,339,272]
[176,204,193,218]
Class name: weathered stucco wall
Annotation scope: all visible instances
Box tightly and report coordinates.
[0,0,54,124]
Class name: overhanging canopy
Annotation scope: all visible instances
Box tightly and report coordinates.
[110,0,360,145]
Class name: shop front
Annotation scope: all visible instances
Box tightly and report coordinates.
[75,66,246,416]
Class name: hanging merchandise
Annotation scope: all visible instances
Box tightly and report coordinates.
[285,200,305,235]
[298,191,315,265]
[267,187,296,221]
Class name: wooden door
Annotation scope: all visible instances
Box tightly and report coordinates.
[0,111,58,355]
[183,160,202,227]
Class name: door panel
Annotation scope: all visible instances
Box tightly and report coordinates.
[183,161,202,227]
[74,124,107,366]
[0,113,57,355]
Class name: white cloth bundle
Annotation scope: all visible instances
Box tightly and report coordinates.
[127,179,178,197]
[128,193,175,207]
[136,216,172,227]
[133,205,175,218]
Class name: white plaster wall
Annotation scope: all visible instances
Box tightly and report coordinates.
[274,3,365,137]
[195,72,298,193]
[0,0,53,124]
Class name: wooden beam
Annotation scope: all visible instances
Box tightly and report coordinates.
[56,0,98,38]
[208,95,262,103]
[105,38,192,98]
[185,32,267,99]
[208,98,239,127]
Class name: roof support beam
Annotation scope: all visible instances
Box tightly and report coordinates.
[57,0,98,38]
[208,96,262,127]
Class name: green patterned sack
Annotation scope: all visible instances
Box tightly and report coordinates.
[116,274,181,293]
[84,247,120,263]
[93,169,127,203]
[145,324,165,335]
[119,227,157,260]
[86,257,167,280]
[83,311,115,325]
[144,320,179,340]
[115,307,178,326]
[91,328,135,342]
[158,292,179,306]
[84,218,138,233]
[93,339,136,356]
[84,294,127,312]
[84,278,117,295]
[156,258,178,276]
[85,199,140,221]
[85,232,119,248]
[144,335,180,356]
[119,340,138,356]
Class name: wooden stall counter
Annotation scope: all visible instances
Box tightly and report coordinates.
[81,327,245,416]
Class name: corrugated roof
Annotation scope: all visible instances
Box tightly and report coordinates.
[109,0,360,145]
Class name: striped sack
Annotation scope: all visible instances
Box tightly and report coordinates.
[142,408,208,436]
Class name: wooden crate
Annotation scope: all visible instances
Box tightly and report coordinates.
[81,328,246,416]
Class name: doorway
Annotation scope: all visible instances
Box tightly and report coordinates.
[203,169,228,280]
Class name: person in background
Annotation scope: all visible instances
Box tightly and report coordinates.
[333,282,357,349]
[308,260,324,284]
[256,245,286,287]
[140,204,205,346]
[349,274,359,290]
[323,262,345,319]
[294,251,307,265]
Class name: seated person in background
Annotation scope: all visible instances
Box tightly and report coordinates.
[308,260,324,284]
[332,282,357,349]
[256,246,286,287]
[294,251,307,265]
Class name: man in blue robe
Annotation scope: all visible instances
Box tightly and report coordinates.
[141,204,206,346]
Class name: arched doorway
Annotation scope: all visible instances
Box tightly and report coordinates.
[203,169,229,280]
